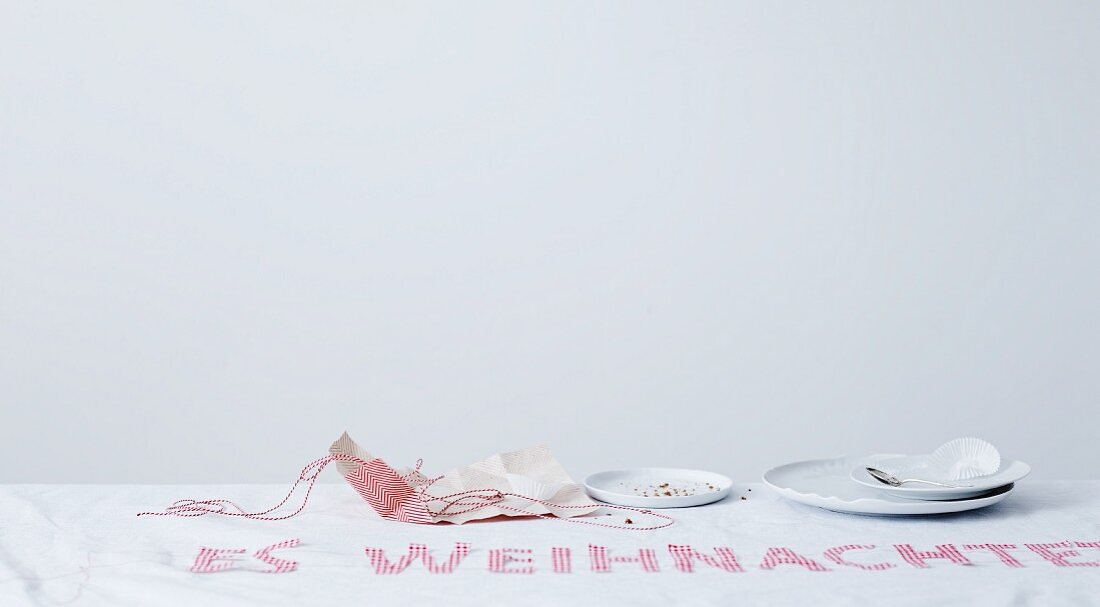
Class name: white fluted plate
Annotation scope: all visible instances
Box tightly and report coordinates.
[763,455,1015,515]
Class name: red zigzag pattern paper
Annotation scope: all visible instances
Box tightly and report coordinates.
[343,458,434,524]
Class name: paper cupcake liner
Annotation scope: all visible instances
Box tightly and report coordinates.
[928,437,1001,480]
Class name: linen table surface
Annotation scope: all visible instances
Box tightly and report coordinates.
[2,482,1098,606]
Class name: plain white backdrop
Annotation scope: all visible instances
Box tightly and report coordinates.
[1,1,1097,483]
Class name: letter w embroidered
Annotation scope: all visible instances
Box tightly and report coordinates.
[364,543,470,574]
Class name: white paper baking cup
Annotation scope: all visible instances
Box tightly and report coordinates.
[505,473,568,501]
[928,437,1001,480]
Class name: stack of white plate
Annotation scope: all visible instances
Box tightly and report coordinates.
[763,449,1031,516]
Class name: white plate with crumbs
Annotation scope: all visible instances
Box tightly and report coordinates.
[584,468,732,508]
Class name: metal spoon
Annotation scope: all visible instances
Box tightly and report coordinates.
[865,467,974,488]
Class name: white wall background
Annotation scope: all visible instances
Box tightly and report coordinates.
[2,1,1097,483]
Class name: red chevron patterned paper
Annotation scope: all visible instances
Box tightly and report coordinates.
[343,457,434,524]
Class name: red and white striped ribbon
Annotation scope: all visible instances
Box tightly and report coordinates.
[138,454,674,531]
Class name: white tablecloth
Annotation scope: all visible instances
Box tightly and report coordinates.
[2,482,1098,606]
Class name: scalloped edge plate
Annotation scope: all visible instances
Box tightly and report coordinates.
[763,455,1014,515]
